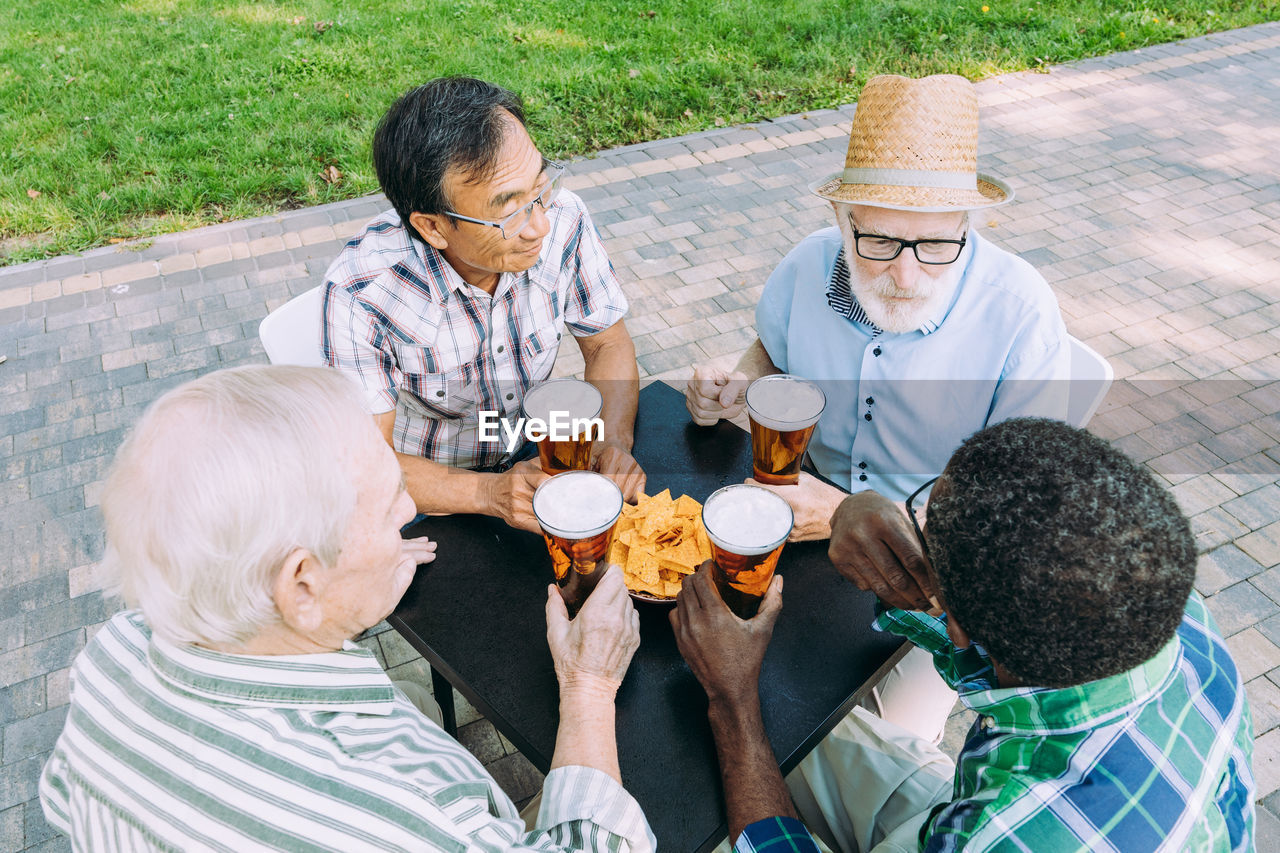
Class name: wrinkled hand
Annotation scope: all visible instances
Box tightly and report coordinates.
[828,491,932,610]
[546,565,641,695]
[488,459,551,534]
[592,441,647,503]
[747,472,847,542]
[686,364,749,426]
[670,563,783,706]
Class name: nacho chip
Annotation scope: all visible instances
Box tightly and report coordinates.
[608,538,629,568]
[616,490,717,599]
[674,494,701,519]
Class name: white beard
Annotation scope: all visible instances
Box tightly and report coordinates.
[838,219,964,334]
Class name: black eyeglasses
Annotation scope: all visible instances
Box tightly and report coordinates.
[905,476,939,563]
[849,214,967,265]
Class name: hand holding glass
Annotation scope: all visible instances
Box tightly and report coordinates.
[702,484,794,618]
[533,471,623,616]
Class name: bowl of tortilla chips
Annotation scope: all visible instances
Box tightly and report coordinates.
[608,489,713,603]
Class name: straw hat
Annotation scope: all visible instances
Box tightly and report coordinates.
[811,74,1012,212]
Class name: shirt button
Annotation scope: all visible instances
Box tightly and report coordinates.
[496,344,505,353]
[505,393,514,401]
[980,716,995,731]
[435,390,445,398]
[864,413,872,421]
[873,347,882,357]
[858,461,867,469]
[865,396,874,406]
[556,333,562,341]
[859,473,868,482]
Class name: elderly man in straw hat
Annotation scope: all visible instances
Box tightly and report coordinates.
[685,73,1070,744]
[40,365,655,852]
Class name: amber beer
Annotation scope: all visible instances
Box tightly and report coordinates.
[746,375,826,485]
[522,378,604,474]
[702,484,794,618]
[532,471,623,616]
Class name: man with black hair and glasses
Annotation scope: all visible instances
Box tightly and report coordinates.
[323,77,644,533]
[673,417,1254,853]
[685,74,1071,744]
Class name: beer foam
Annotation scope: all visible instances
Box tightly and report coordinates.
[533,471,622,538]
[522,379,603,423]
[746,375,825,431]
[702,485,793,554]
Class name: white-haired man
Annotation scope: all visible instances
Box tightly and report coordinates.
[40,365,654,852]
[685,74,1070,744]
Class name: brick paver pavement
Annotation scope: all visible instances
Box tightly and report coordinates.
[3,23,1280,851]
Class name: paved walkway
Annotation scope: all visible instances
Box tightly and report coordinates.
[4,23,1280,851]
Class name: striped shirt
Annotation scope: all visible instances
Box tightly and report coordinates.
[40,611,655,853]
[322,193,627,469]
[824,247,882,333]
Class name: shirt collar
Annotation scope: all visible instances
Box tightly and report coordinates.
[409,223,557,302]
[962,632,1181,736]
[919,233,975,334]
[148,632,397,715]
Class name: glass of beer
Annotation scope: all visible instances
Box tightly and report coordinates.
[521,378,604,475]
[701,484,794,618]
[532,470,623,617]
[746,374,826,486]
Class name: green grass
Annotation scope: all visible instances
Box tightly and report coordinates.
[2,0,1276,264]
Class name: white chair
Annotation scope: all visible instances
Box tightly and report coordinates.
[259,285,326,366]
[1066,335,1113,428]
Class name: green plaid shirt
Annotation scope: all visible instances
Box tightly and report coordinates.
[871,592,1254,852]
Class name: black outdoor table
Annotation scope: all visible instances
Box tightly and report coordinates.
[392,380,907,852]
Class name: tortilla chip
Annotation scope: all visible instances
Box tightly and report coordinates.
[674,494,701,518]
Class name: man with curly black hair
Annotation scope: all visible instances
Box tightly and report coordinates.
[672,417,1254,852]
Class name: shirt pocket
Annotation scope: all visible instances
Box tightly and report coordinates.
[519,322,561,380]
[400,349,484,421]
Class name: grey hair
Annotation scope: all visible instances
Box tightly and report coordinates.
[100,365,372,647]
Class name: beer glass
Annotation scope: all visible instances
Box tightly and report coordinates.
[745,374,826,485]
[701,484,794,618]
[521,378,604,475]
[532,470,623,616]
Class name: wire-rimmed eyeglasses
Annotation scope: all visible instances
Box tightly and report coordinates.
[445,162,566,240]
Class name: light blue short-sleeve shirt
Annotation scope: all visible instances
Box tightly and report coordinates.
[756,226,1069,500]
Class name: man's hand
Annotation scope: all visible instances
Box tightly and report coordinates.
[829,491,932,611]
[686,364,749,426]
[485,459,550,533]
[747,473,847,541]
[400,534,438,568]
[546,565,641,696]
[670,563,783,707]
[593,440,647,502]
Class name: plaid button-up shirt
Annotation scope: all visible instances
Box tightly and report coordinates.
[739,593,1254,852]
[322,191,626,469]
